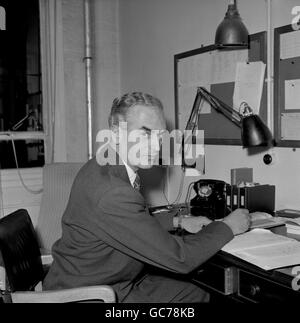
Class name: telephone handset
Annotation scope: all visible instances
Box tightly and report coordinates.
[190,179,231,220]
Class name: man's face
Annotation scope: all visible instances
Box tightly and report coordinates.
[118,104,167,170]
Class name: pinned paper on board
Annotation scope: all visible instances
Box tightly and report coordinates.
[280,30,300,60]
[233,61,266,115]
[281,113,300,140]
[285,79,300,110]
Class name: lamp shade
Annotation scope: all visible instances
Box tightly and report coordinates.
[241,115,273,147]
[215,1,249,48]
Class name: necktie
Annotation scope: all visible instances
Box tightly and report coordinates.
[133,174,141,191]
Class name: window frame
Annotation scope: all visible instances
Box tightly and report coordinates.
[0,0,47,167]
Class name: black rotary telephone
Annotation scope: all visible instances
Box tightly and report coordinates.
[190,179,231,220]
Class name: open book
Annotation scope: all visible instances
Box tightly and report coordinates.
[221,228,300,270]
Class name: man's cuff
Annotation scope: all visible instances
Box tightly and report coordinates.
[173,214,183,230]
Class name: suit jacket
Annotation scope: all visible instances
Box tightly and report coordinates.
[43,157,233,301]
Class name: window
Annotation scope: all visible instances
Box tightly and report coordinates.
[0,0,44,169]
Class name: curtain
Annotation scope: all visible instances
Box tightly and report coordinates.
[39,0,67,162]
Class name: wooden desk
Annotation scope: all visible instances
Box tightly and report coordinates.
[192,251,300,303]
[150,204,300,303]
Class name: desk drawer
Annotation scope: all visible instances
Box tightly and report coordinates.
[238,270,300,303]
[193,262,238,295]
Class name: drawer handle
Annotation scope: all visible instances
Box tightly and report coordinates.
[249,284,261,296]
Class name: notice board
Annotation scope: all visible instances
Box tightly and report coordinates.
[274,24,300,147]
[174,32,267,145]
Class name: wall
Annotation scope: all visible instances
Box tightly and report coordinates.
[91,0,120,146]
[119,0,300,210]
[53,0,120,159]
[62,0,88,162]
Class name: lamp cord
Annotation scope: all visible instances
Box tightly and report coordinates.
[162,168,170,205]
[162,167,185,206]
[171,168,185,205]
[163,166,194,208]
[184,181,195,214]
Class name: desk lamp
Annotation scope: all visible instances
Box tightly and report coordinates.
[175,87,273,218]
[182,86,273,170]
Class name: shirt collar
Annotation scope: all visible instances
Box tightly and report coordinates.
[107,142,137,187]
[122,159,137,187]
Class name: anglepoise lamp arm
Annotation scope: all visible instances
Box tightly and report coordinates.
[196,87,241,126]
[185,87,273,148]
[185,87,242,138]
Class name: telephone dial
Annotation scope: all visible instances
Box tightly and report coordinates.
[190,179,231,220]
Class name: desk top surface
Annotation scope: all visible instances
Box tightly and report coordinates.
[150,204,300,281]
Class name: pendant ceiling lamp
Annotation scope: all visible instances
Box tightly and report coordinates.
[215,0,249,49]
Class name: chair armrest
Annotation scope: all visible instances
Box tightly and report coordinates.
[11,285,116,303]
[1,254,52,294]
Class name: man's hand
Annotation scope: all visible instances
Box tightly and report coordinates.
[222,208,250,236]
[180,216,212,234]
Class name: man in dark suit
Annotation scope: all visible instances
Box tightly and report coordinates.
[43,92,250,302]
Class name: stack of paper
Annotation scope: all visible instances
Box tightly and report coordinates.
[222,229,300,270]
[250,212,285,229]
[276,217,300,236]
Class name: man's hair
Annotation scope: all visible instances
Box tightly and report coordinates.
[108,92,163,127]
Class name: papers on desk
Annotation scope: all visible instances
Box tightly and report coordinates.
[222,229,300,270]
[249,211,285,229]
[276,217,300,236]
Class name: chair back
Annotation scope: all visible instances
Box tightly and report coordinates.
[0,209,44,292]
[36,163,83,252]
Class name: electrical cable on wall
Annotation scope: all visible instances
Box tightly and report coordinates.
[168,168,186,206]
[162,174,170,206]
[9,134,43,195]
[163,166,195,214]
[183,181,195,215]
